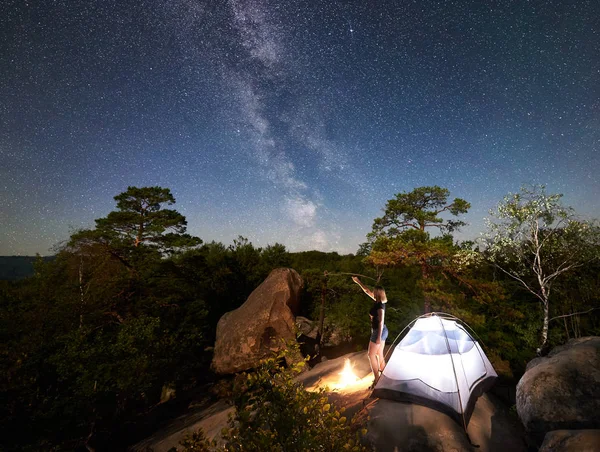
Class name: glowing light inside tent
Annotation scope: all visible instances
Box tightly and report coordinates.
[372,313,498,420]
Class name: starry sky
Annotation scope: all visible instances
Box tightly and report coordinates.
[1,0,599,256]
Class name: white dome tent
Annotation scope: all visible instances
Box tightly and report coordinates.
[372,312,497,429]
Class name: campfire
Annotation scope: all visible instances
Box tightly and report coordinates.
[306,358,372,393]
[338,358,360,387]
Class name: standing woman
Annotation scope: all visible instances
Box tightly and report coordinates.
[352,276,388,386]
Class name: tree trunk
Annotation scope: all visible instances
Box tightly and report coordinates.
[317,275,327,350]
[136,209,145,247]
[79,256,85,329]
[563,316,570,340]
[421,261,431,313]
[539,300,549,355]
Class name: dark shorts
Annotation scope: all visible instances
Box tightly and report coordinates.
[370,325,388,343]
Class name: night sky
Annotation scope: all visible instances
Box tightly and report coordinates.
[2,0,599,256]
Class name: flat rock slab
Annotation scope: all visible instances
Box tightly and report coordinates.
[131,351,526,452]
[299,351,526,452]
[360,393,526,452]
[129,400,233,452]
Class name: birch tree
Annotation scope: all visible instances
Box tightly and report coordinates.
[483,185,599,354]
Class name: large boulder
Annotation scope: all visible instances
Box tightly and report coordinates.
[516,337,600,443]
[539,429,600,452]
[211,268,303,374]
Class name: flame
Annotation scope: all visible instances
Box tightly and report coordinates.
[337,358,360,388]
[306,357,372,393]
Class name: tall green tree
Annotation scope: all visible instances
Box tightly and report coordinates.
[363,186,470,312]
[369,185,470,239]
[0,187,208,449]
[102,186,199,249]
[483,185,600,353]
[69,186,201,266]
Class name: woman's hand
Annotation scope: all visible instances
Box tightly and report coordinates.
[354,276,375,300]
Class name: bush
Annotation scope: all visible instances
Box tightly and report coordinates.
[176,343,368,451]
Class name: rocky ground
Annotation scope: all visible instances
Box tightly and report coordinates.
[131,351,526,452]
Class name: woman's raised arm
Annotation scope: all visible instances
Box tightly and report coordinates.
[352,276,375,300]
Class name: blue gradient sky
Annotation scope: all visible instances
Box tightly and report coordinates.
[1,0,599,255]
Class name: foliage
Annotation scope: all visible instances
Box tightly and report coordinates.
[0,187,294,450]
[483,185,600,352]
[223,345,367,451]
[175,343,368,452]
[0,255,55,280]
[68,186,202,272]
[175,428,217,452]
[366,185,470,245]
[551,258,600,340]
[363,186,471,314]
[324,292,372,342]
[3,184,600,449]
[99,186,201,251]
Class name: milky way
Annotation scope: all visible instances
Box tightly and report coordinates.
[1,0,599,255]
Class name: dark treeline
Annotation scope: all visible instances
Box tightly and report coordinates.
[1,185,599,451]
[0,255,55,280]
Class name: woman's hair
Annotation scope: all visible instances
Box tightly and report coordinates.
[373,285,387,303]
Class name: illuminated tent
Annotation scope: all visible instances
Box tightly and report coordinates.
[372,313,497,428]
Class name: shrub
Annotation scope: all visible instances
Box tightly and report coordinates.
[177,343,368,451]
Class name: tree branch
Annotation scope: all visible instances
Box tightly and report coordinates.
[549,307,600,322]
[493,263,546,305]
[538,216,568,248]
[542,261,583,285]
[423,222,444,229]
[104,311,124,323]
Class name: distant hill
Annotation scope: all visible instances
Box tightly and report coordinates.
[0,256,55,280]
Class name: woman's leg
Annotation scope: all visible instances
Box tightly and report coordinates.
[368,341,379,382]
[377,340,386,372]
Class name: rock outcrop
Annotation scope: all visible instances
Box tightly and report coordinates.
[516,336,600,444]
[211,268,303,374]
[365,398,474,451]
[362,391,526,452]
[130,400,233,452]
[539,429,600,452]
[296,315,319,338]
[133,351,525,452]
[298,352,526,452]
